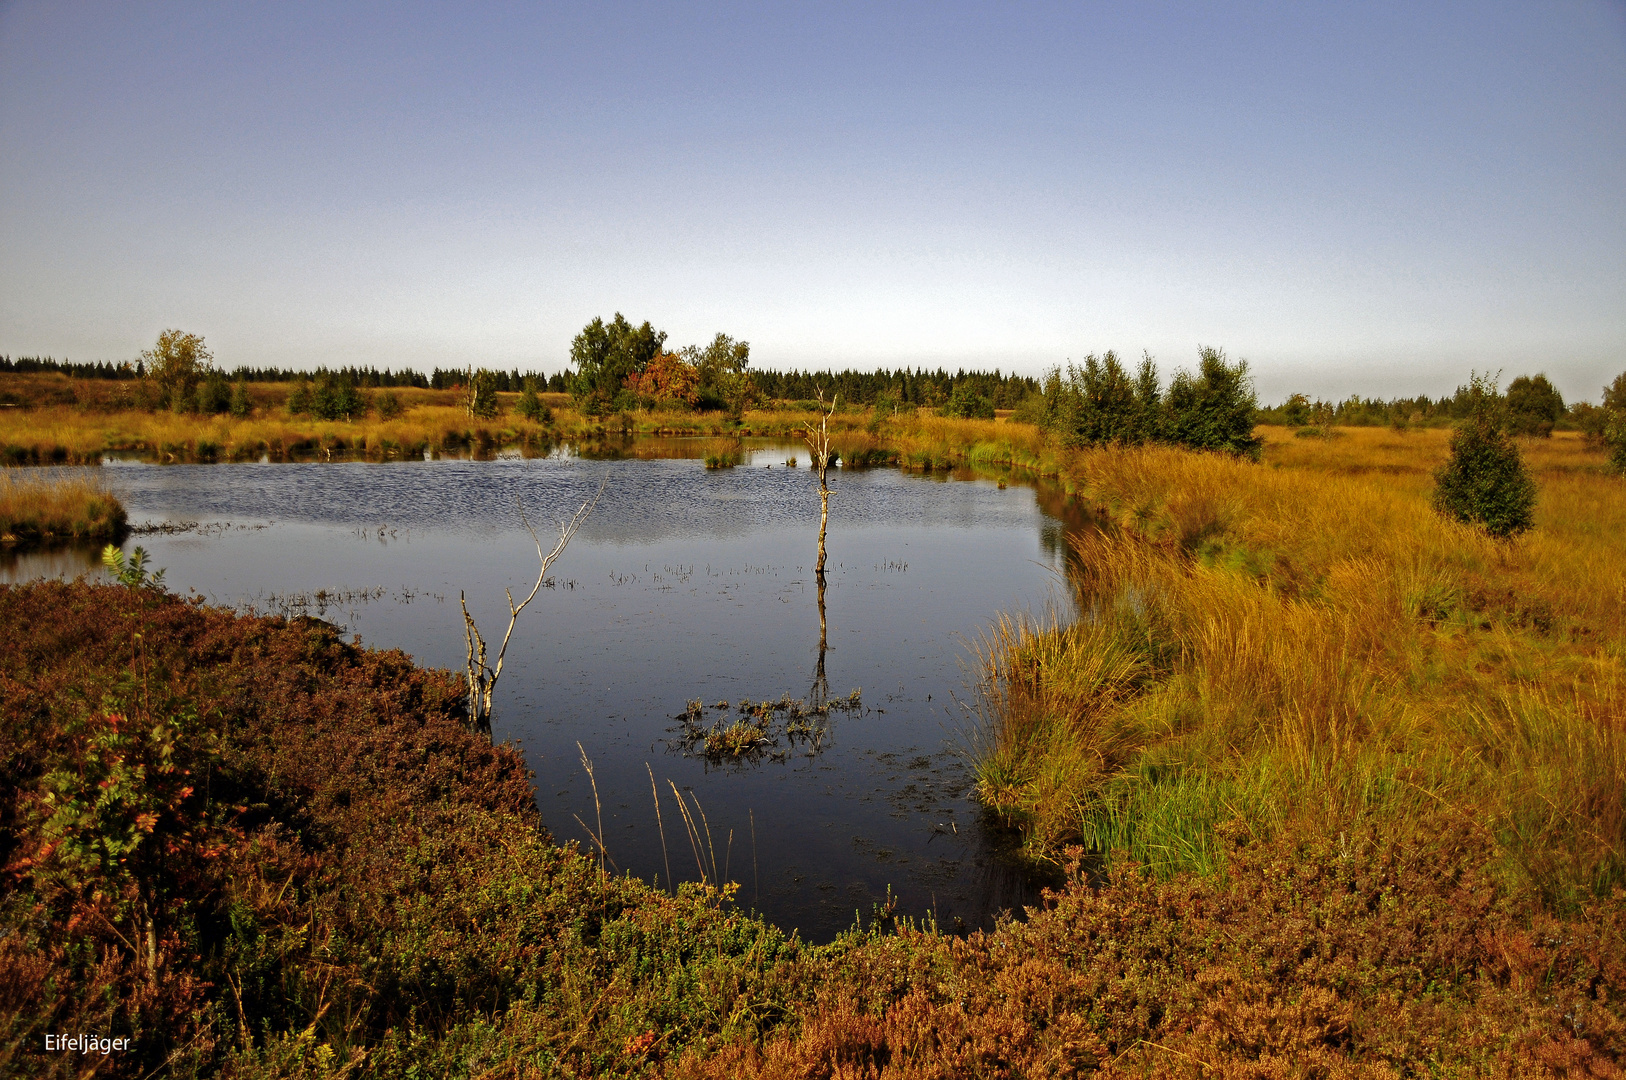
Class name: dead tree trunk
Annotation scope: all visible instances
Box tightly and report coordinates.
[461,476,604,729]
[803,390,837,582]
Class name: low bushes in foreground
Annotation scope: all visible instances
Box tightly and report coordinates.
[0,468,126,544]
[2,582,1622,1076]
[0,582,801,1078]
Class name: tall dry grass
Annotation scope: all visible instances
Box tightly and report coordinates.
[976,428,1626,905]
[0,468,126,543]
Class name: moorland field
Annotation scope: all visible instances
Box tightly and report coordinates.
[2,366,1624,1077]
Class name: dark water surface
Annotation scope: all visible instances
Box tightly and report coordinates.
[3,442,1081,940]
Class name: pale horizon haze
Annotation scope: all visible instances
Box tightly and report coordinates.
[2,2,1623,404]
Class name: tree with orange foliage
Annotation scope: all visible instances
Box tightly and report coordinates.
[624,350,700,408]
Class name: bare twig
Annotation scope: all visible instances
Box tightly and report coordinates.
[461,473,606,728]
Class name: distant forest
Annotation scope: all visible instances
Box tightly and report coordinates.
[0,355,1036,406]
[0,353,1608,422]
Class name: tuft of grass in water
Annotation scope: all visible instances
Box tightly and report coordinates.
[701,438,743,469]
[0,468,127,544]
[972,431,1626,908]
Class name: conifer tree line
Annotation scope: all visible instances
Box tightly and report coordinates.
[1027,347,1264,458]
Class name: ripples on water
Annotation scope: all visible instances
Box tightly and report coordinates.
[4,442,1081,940]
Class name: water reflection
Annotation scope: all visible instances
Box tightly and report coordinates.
[6,444,1088,941]
[0,543,101,581]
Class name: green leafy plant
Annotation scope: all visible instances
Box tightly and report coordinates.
[1506,373,1564,437]
[1164,346,1262,458]
[101,544,166,589]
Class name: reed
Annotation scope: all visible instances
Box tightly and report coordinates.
[975,429,1626,905]
[0,468,126,543]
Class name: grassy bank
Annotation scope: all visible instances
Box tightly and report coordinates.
[0,370,1044,464]
[0,468,126,544]
[4,582,1621,1076]
[974,426,1626,910]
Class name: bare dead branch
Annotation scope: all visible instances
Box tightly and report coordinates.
[462,471,607,729]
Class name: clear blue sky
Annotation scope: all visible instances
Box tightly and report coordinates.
[2,1,1622,402]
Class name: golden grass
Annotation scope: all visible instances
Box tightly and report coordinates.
[976,427,1626,905]
[0,468,126,543]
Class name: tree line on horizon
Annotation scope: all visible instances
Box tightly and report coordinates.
[3,346,1620,433]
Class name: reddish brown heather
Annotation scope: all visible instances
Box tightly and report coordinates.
[2,581,1622,1079]
[677,829,1626,1079]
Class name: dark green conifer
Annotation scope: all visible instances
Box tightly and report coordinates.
[1432,374,1536,538]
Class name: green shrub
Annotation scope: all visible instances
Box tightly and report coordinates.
[466,368,500,419]
[374,389,403,419]
[515,386,550,424]
[312,372,366,420]
[1506,373,1564,437]
[195,372,231,415]
[1432,375,1536,537]
[1606,413,1626,476]
[938,382,995,420]
[1164,346,1261,458]
[228,378,251,418]
[286,378,312,416]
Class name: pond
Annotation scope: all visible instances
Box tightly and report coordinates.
[2,439,1085,941]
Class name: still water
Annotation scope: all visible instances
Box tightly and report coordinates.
[3,441,1082,941]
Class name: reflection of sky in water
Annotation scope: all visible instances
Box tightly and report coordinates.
[91,452,1046,546]
[5,456,1078,941]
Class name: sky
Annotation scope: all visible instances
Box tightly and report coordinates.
[1,2,1623,403]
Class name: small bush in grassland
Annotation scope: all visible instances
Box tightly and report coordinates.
[1433,373,1538,538]
[0,468,127,542]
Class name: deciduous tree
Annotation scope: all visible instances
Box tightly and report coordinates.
[140,329,213,412]
[1506,373,1564,437]
[571,314,666,414]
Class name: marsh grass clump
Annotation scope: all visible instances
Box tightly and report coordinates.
[0,468,127,544]
[673,690,862,763]
[702,438,743,469]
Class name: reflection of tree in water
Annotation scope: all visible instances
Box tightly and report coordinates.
[667,569,866,770]
[811,574,829,708]
[1032,484,1094,581]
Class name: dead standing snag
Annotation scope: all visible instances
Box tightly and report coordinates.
[803,389,837,583]
[460,475,605,730]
